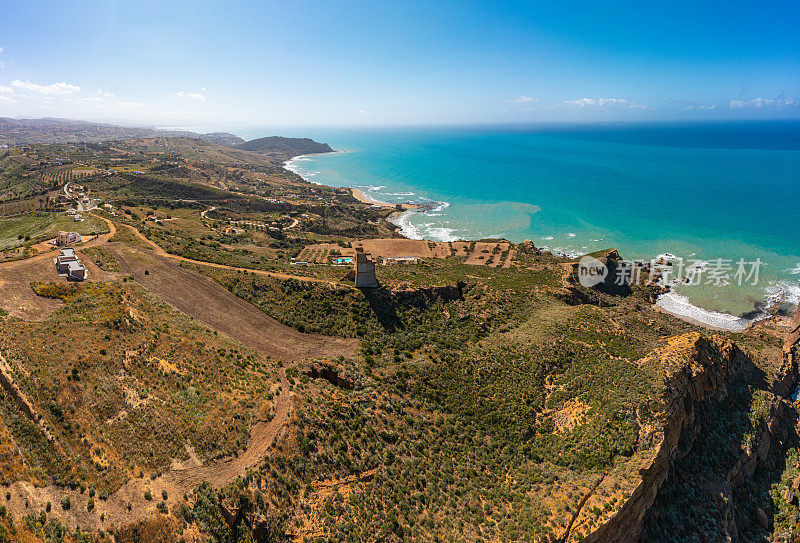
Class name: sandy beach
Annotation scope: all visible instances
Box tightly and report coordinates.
[350,187,427,240]
[350,188,394,207]
[351,187,420,212]
[653,290,765,332]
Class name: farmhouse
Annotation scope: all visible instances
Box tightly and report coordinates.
[56,231,82,246]
[66,260,87,281]
[54,248,77,273]
[53,248,87,280]
[383,256,419,266]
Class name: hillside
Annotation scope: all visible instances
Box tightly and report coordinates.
[108,137,284,166]
[0,138,797,543]
[198,132,246,146]
[0,118,242,148]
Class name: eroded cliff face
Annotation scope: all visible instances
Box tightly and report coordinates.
[581,332,797,542]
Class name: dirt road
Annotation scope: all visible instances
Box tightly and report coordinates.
[7,367,294,533]
[107,243,356,361]
[120,221,344,287]
[2,212,359,533]
[0,217,118,320]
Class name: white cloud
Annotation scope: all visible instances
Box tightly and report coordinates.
[176,91,205,102]
[729,97,796,109]
[97,89,114,97]
[0,95,14,103]
[11,80,80,95]
[561,98,598,107]
[116,101,145,110]
[560,97,647,109]
[0,86,12,94]
[511,95,538,104]
[0,47,3,53]
[83,96,102,103]
[685,104,717,111]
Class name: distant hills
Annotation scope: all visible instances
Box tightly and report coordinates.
[198,132,246,146]
[0,117,204,145]
[0,117,334,161]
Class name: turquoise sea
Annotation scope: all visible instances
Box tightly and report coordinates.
[262,121,799,318]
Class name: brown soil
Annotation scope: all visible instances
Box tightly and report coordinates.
[2,212,357,532]
[302,238,516,266]
[0,218,119,320]
[106,243,357,362]
[6,368,294,534]
[552,398,590,434]
[353,238,438,258]
[464,242,509,266]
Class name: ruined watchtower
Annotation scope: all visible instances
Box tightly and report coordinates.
[354,247,379,288]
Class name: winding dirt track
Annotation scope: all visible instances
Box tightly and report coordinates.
[7,371,294,533]
[107,242,356,361]
[120,220,344,287]
[2,213,357,531]
[0,219,117,320]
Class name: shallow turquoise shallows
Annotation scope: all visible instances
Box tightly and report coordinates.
[270,121,800,316]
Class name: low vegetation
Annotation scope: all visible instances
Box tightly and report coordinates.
[0,135,796,543]
[1,280,278,493]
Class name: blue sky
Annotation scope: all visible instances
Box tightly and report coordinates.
[0,0,798,128]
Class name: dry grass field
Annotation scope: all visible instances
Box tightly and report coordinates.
[106,243,357,361]
[300,238,518,267]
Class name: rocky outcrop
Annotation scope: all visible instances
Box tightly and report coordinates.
[306,362,355,389]
[518,239,542,255]
[583,332,796,542]
[235,136,333,157]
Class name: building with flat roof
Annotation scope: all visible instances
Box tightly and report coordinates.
[66,261,86,281]
[383,256,419,266]
[54,250,77,274]
[53,247,86,281]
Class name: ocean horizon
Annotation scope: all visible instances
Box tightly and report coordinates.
[273,121,800,320]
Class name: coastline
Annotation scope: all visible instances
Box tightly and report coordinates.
[653,290,765,332]
[350,187,394,207]
[280,148,790,334]
[284,150,422,239]
[283,151,345,184]
[349,187,426,240]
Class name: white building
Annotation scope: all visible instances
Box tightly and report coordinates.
[383,256,419,266]
[53,247,86,281]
